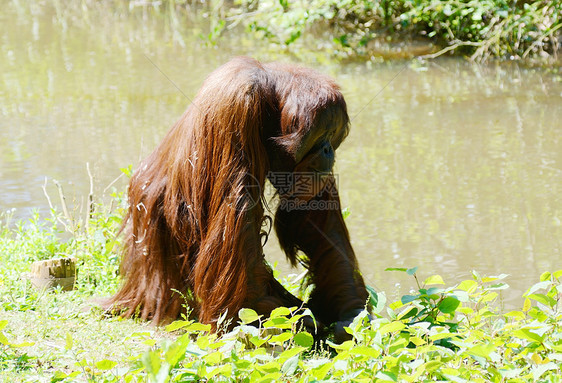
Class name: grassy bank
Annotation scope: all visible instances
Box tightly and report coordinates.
[1,195,561,382]
[159,0,561,62]
[231,0,561,61]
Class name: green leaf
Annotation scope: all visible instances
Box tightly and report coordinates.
[527,293,556,307]
[279,346,305,361]
[270,307,291,318]
[526,281,551,296]
[165,320,192,332]
[438,297,460,314]
[379,321,406,335]
[142,350,162,377]
[239,308,260,324]
[350,346,381,358]
[406,267,418,275]
[532,362,558,380]
[293,332,314,348]
[185,322,211,332]
[311,362,333,380]
[424,275,445,285]
[513,329,544,343]
[539,271,551,281]
[281,355,299,375]
[164,334,190,366]
[0,332,9,345]
[467,343,495,359]
[0,320,7,331]
[399,307,418,320]
[457,279,478,292]
[401,294,418,304]
[385,267,407,272]
[269,332,293,344]
[366,284,379,307]
[96,359,117,371]
[65,333,73,351]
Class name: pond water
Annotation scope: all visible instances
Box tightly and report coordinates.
[1,2,561,306]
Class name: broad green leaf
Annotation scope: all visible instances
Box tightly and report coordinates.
[441,368,460,376]
[379,321,406,335]
[281,355,299,375]
[457,279,478,292]
[294,332,314,348]
[311,362,333,380]
[526,281,551,296]
[257,371,282,382]
[438,296,460,313]
[553,269,562,279]
[263,317,291,329]
[424,360,442,372]
[539,271,551,281]
[95,359,117,371]
[467,343,496,359]
[399,307,418,320]
[0,320,7,331]
[142,350,162,377]
[480,292,498,303]
[142,339,157,347]
[185,322,211,332]
[350,346,381,358]
[269,332,292,344]
[513,329,544,343]
[532,362,558,380]
[165,320,192,332]
[249,335,268,347]
[204,351,223,365]
[429,332,455,341]
[327,340,353,350]
[426,287,443,295]
[406,267,418,275]
[196,335,210,349]
[270,307,291,318]
[279,346,305,361]
[164,334,190,366]
[504,311,525,320]
[208,364,233,379]
[239,308,260,324]
[527,293,556,307]
[375,371,398,381]
[366,284,379,307]
[424,275,445,285]
[401,294,418,304]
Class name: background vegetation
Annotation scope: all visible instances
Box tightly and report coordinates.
[156,0,562,62]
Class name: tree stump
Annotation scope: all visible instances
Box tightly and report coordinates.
[29,258,77,291]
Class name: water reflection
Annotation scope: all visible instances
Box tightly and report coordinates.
[1,2,561,306]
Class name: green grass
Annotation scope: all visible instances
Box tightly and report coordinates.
[1,195,561,382]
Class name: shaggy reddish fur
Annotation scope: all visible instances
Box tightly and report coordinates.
[106,57,368,336]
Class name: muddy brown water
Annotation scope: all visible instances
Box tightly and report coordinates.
[1,2,561,307]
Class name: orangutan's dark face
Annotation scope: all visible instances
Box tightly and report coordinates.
[268,105,349,176]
